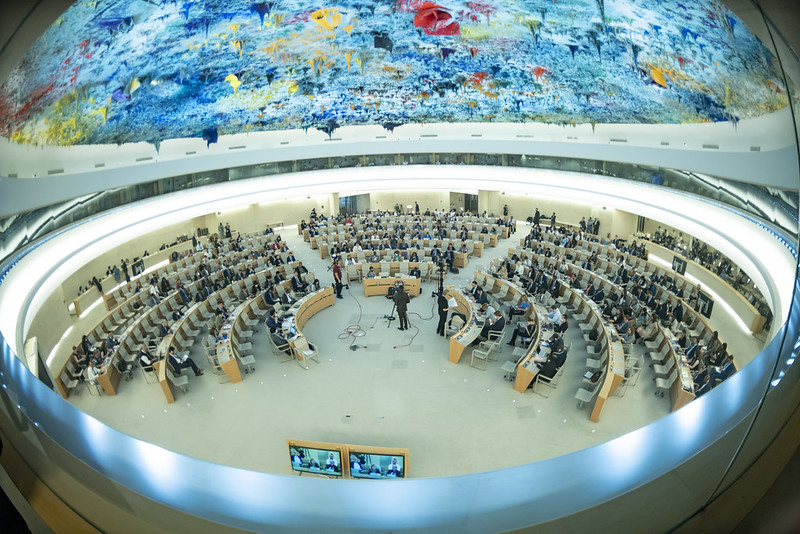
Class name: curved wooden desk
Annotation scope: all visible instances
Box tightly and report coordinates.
[363,276,422,297]
[282,286,335,367]
[447,286,484,364]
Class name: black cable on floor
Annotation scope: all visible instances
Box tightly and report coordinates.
[392,296,437,349]
[337,283,366,350]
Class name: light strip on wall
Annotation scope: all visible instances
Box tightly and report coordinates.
[0,166,793,359]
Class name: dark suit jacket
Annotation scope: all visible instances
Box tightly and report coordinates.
[394,290,410,312]
[488,316,505,333]
[539,358,559,379]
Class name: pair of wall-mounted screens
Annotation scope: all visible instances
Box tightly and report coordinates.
[287,439,408,479]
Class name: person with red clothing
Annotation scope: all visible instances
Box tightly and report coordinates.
[333,259,343,299]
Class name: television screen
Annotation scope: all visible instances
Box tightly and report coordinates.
[131,259,146,276]
[287,440,344,476]
[672,255,687,276]
[348,446,408,479]
[698,291,714,318]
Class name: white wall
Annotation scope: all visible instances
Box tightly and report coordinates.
[1,109,797,218]
[369,191,449,212]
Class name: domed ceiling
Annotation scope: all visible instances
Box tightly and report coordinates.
[0,0,788,147]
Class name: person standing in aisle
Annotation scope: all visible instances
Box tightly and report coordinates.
[333,259,344,299]
[395,284,410,331]
[436,290,455,336]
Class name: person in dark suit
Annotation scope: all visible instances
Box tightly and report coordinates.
[266,310,280,334]
[508,318,536,346]
[538,356,560,380]
[167,346,203,376]
[467,281,479,299]
[291,273,308,293]
[394,284,410,331]
[475,311,505,344]
[437,290,455,336]
[592,287,605,303]
[547,334,565,354]
[475,286,488,305]
[159,320,172,338]
[178,286,191,305]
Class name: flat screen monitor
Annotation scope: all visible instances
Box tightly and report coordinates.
[287,440,344,476]
[672,255,687,276]
[698,291,714,318]
[348,446,409,479]
[131,259,146,276]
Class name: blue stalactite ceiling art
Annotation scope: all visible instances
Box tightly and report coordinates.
[0,0,790,147]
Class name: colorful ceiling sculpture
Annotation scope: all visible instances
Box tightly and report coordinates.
[0,0,789,147]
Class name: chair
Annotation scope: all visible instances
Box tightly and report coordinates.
[60,371,80,396]
[534,367,562,398]
[65,360,82,380]
[167,369,189,394]
[206,352,228,382]
[243,312,259,329]
[270,333,294,362]
[114,358,133,381]
[501,360,518,381]
[141,363,159,384]
[586,338,607,357]
[85,376,102,396]
[346,264,361,282]
[653,357,676,379]
[234,346,256,374]
[572,307,590,323]
[446,316,465,338]
[644,336,663,351]
[575,379,602,409]
[655,369,678,397]
[480,330,503,359]
[647,344,670,367]
[292,336,319,369]
[579,316,596,333]
[470,345,491,370]
[586,351,608,372]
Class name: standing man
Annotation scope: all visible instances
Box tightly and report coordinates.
[394,283,410,331]
[121,259,130,283]
[533,208,541,227]
[333,259,344,299]
[436,290,455,336]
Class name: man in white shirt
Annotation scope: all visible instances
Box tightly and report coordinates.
[546,305,562,325]
[86,359,102,383]
[325,453,339,470]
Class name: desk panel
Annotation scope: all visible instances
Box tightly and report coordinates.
[448,287,482,364]
[363,277,421,297]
